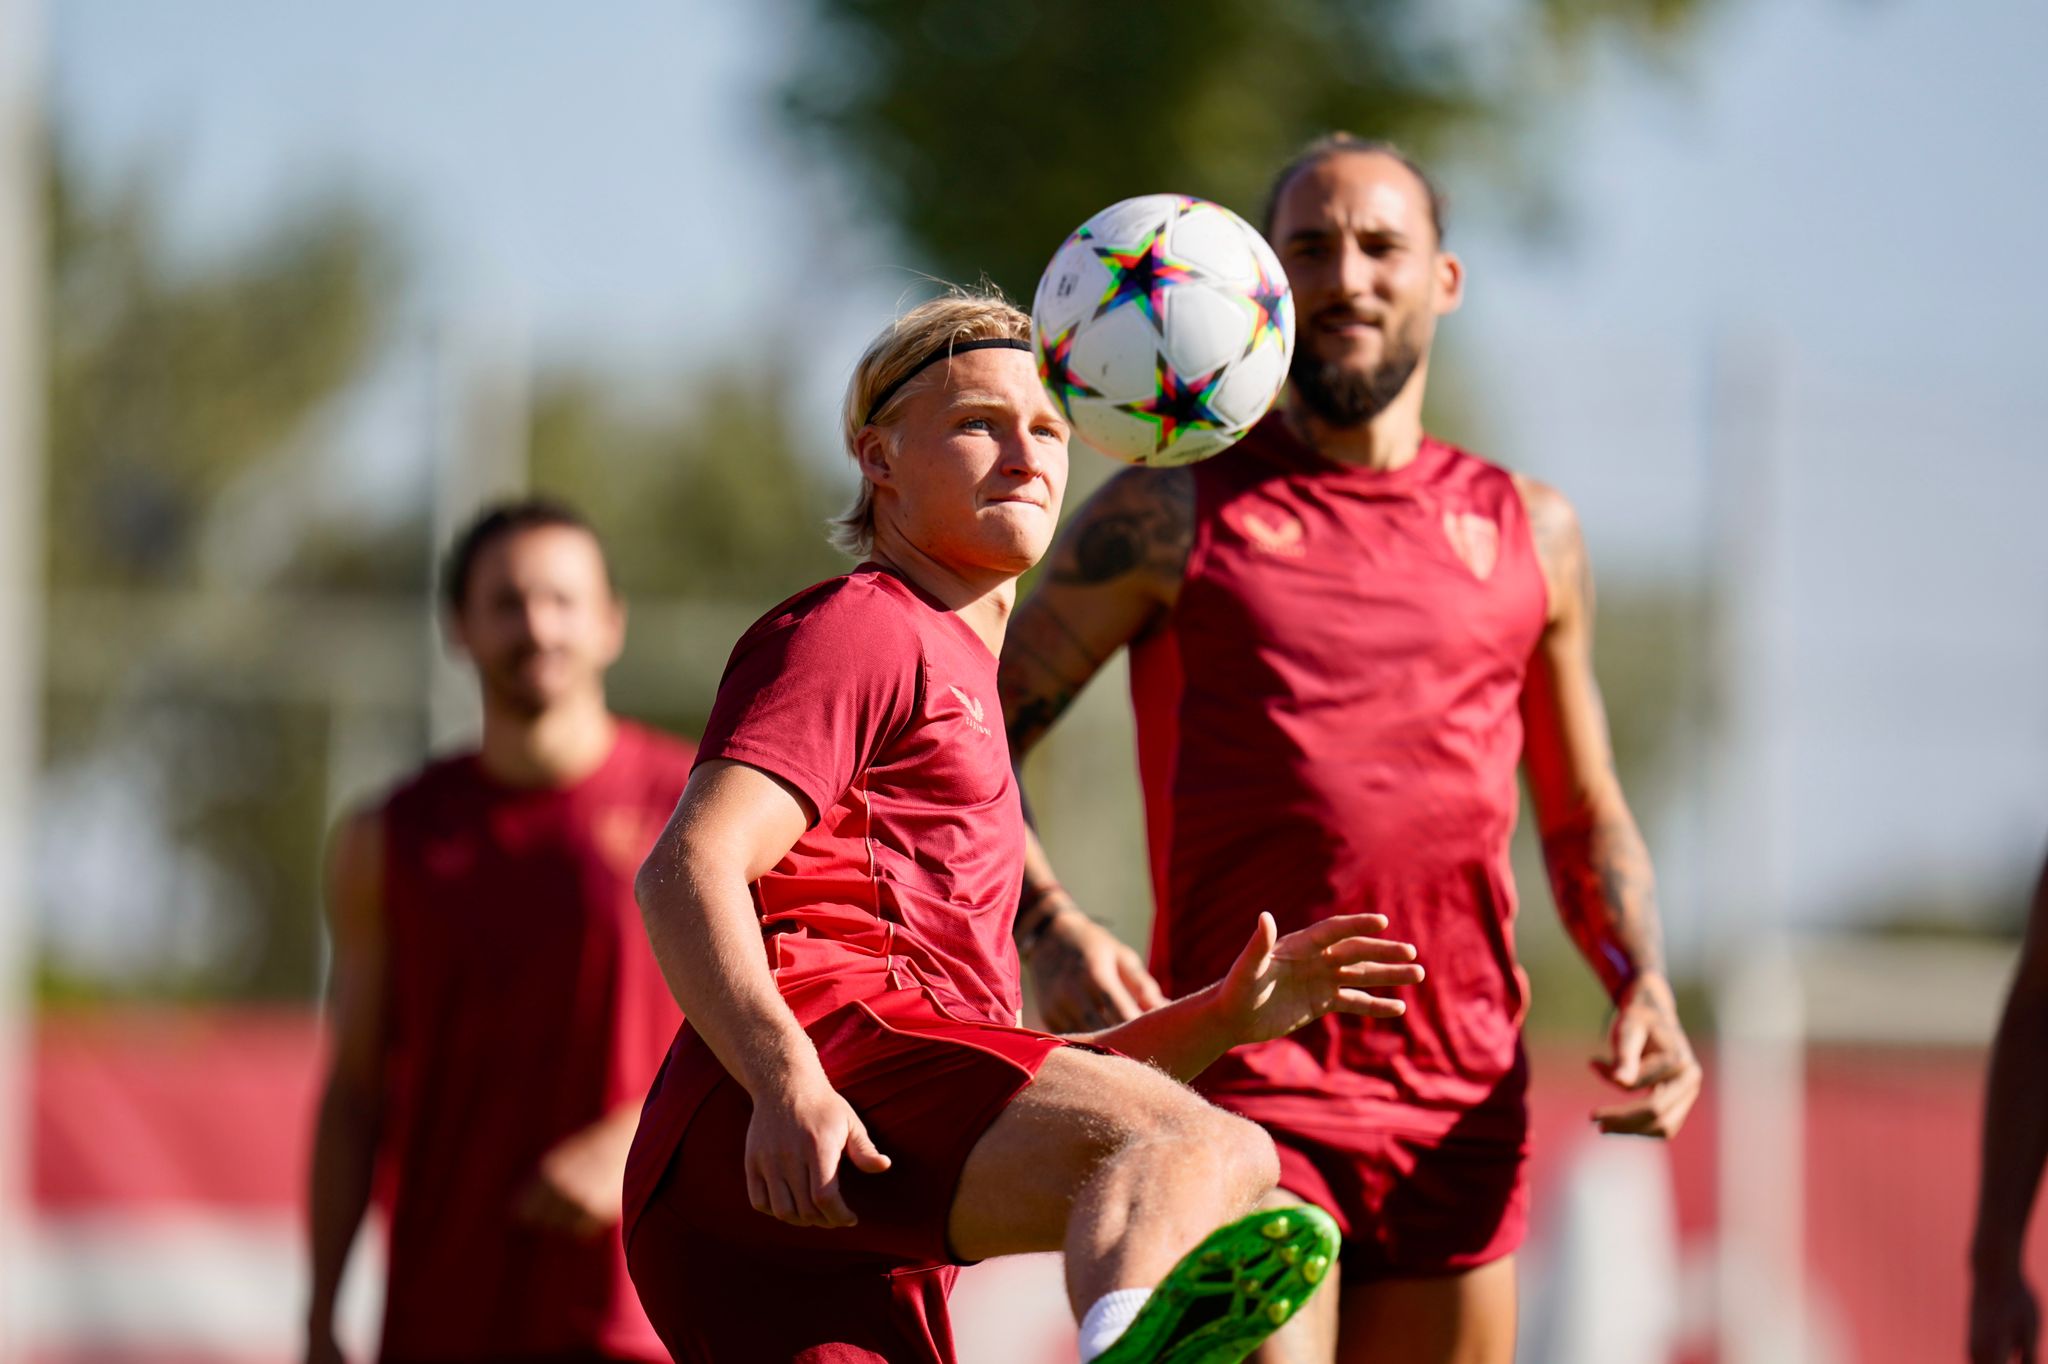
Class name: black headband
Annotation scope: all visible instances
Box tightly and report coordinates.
[862,337,1032,427]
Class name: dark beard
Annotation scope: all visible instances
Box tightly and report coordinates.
[1289,334,1423,428]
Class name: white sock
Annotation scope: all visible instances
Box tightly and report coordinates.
[1077,1287,1153,1363]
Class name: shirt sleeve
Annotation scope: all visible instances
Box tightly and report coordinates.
[694,583,922,824]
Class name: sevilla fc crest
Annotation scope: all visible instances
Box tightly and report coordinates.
[1441,511,1499,581]
[595,806,660,876]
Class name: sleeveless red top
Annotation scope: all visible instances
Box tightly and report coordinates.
[1131,412,1546,1144]
[377,720,693,1361]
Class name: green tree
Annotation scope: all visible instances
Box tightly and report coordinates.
[47,153,394,591]
[525,367,849,738]
[40,144,398,1002]
[783,0,1709,296]
[527,368,844,603]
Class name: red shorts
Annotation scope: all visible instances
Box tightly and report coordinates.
[1216,1098,1529,1279]
[622,987,1069,1364]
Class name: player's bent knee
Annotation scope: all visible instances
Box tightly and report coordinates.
[1209,1107,1281,1203]
[1124,1091,1278,1208]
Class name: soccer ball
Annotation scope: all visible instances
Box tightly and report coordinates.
[1032,193,1294,467]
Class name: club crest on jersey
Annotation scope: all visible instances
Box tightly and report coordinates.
[1442,511,1499,581]
[947,684,992,737]
[594,806,659,876]
[1234,506,1306,558]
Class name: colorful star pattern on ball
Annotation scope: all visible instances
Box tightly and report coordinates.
[1122,354,1229,455]
[1091,227,1195,333]
[1036,323,1099,418]
[1245,256,1290,353]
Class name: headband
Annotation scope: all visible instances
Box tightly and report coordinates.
[862,337,1033,427]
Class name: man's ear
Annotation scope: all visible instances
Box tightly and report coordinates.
[1433,249,1465,317]
[854,424,897,490]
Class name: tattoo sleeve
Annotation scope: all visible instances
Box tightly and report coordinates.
[1542,811,1666,1002]
[1052,468,1195,587]
[1001,468,1192,933]
[1521,475,1668,1003]
[998,467,1193,759]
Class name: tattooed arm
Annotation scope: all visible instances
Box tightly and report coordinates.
[999,465,1194,1031]
[1517,475,1702,1138]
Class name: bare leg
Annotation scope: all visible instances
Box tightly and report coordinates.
[1335,1257,1517,1364]
[1249,1186,1340,1364]
[947,1047,1281,1314]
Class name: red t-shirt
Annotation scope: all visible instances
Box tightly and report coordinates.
[693,565,1026,1028]
[620,568,1027,1240]
[1132,414,1548,1145]
[376,720,694,1362]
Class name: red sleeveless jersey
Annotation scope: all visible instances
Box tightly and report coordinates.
[1131,413,1546,1144]
[376,720,693,1362]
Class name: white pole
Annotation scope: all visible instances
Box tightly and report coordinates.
[0,0,43,1354]
[1706,332,1809,1364]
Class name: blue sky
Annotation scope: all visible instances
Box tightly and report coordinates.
[44,0,2048,933]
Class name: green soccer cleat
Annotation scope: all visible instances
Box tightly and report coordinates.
[1092,1205,1340,1364]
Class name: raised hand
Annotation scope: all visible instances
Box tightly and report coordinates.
[1214,911,1423,1046]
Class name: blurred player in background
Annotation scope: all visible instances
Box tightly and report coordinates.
[306,499,696,1364]
[622,291,1428,1364]
[999,136,1703,1363]
[1969,846,2048,1364]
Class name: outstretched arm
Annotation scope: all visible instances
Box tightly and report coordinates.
[1084,912,1423,1082]
[306,810,386,1364]
[635,760,891,1229]
[1970,852,2048,1364]
[1517,477,1702,1138]
[1001,465,1193,1030]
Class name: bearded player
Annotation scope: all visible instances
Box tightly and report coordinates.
[1000,136,1704,1363]
[307,500,695,1364]
[621,290,1431,1364]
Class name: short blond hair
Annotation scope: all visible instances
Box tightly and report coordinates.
[829,286,1033,559]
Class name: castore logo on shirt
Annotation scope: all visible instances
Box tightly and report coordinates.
[1235,506,1306,557]
[947,684,992,737]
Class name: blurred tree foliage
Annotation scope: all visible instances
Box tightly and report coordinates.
[47,153,395,592]
[527,370,844,605]
[782,0,1712,298]
[36,136,852,1002]
[39,145,398,1002]
[526,368,849,738]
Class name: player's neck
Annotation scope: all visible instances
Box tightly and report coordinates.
[865,538,1016,658]
[1286,375,1428,473]
[477,693,618,789]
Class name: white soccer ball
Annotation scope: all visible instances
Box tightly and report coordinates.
[1032,193,1294,467]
